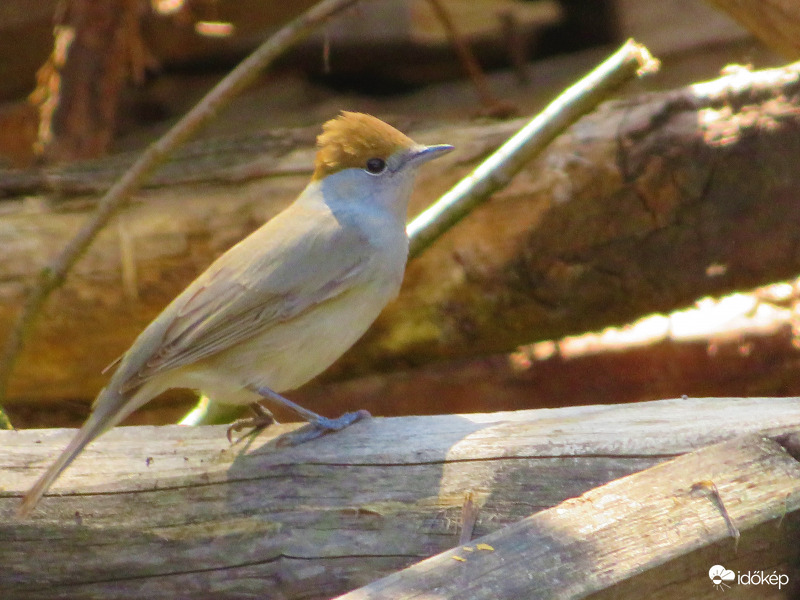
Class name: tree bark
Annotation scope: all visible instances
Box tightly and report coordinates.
[34,0,143,163]
[1,397,798,599]
[3,62,800,403]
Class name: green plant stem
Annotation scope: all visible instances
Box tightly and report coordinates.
[406,39,659,258]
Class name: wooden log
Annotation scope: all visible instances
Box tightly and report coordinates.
[291,280,800,418]
[0,397,798,599]
[339,432,800,599]
[9,278,800,429]
[615,0,749,55]
[4,62,800,403]
[707,0,800,59]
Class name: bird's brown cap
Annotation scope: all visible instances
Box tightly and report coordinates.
[312,112,415,181]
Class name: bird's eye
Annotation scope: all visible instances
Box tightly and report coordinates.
[365,157,386,174]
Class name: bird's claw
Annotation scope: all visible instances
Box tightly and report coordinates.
[226,410,276,443]
[277,409,371,446]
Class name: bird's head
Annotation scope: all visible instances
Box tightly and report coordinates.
[311,112,452,219]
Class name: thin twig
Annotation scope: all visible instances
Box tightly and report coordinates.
[406,39,659,259]
[458,491,479,545]
[0,0,362,413]
[427,0,515,117]
[690,480,741,552]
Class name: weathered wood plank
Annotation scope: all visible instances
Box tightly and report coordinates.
[0,397,798,599]
[339,433,800,599]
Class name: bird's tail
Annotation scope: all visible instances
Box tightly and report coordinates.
[17,386,135,518]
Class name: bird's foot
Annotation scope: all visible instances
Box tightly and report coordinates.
[227,403,277,443]
[278,409,371,446]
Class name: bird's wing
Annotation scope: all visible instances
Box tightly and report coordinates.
[113,206,372,393]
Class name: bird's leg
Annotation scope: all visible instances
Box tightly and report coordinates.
[249,385,371,445]
[226,402,277,443]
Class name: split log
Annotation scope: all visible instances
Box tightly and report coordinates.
[0,397,798,599]
[4,62,800,403]
[340,432,800,600]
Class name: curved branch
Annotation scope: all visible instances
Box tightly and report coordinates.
[0,0,364,411]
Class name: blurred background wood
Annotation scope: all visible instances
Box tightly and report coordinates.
[707,0,800,59]
[289,284,800,421]
[3,62,800,420]
[0,0,757,165]
[32,0,145,163]
[0,0,797,428]
[0,0,563,166]
[2,398,798,599]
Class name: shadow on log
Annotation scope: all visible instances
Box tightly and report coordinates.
[1,397,799,598]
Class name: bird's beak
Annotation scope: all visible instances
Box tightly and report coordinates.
[404,144,454,169]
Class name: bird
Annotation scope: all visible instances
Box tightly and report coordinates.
[18,111,453,517]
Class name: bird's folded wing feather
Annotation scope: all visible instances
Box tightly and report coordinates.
[113,208,371,393]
